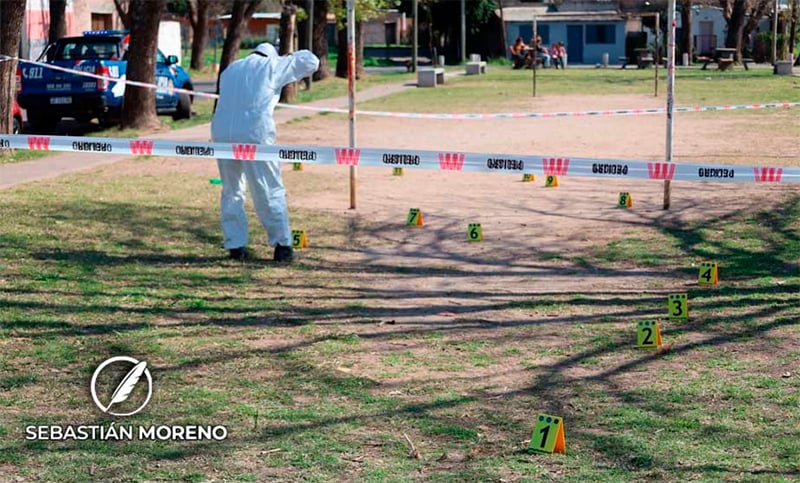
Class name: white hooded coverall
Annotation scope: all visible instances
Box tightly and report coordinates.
[211,43,319,250]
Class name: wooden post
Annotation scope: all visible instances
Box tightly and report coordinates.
[347,0,357,209]
[532,15,537,97]
[663,0,676,210]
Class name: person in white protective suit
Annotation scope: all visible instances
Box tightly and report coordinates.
[211,42,319,262]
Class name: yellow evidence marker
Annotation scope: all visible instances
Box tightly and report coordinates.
[407,208,424,226]
[698,262,719,286]
[522,173,535,182]
[293,162,303,171]
[637,321,663,348]
[545,175,559,187]
[393,167,404,176]
[467,223,483,242]
[618,192,633,208]
[291,229,308,249]
[530,414,566,454]
[668,293,688,320]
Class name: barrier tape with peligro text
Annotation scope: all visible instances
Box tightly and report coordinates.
[1,134,795,184]
[7,55,800,121]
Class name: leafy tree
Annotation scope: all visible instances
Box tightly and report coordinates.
[0,0,25,135]
[122,0,168,129]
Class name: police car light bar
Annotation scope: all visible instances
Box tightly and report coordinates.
[83,30,127,36]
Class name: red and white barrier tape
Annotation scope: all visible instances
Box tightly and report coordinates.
[9,55,799,121]
[1,133,796,184]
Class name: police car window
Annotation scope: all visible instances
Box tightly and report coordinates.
[156,50,166,64]
[55,41,119,60]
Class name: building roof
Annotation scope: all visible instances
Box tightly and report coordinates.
[216,12,281,21]
[499,7,625,23]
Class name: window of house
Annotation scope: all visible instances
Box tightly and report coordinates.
[586,24,615,44]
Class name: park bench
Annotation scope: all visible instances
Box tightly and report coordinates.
[418,67,445,87]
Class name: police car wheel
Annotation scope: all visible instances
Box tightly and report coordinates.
[172,92,192,121]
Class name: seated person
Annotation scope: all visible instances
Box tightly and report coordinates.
[509,36,528,69]
[549,42,561,69]
[533,36,551,68]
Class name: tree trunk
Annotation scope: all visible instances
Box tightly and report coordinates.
[215,0,262,112]
[279,2,297,103]
[680,0,693,61]
[189,0,211,71]
[789,0,798,58]
[724,0,747,60]
[335,16,363,79]
[336,21,346,78]
[311,0,330,80]
[312,0,330,80]
[113,0,133,30]
[219,0,262,75]
[122,0,166,130]
[49,0,68,43]
[0,0,25,135]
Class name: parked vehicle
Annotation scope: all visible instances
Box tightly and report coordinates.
[12,99,23,134]
[17,30,193,133]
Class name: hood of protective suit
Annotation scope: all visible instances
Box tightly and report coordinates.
[253,42,279,59]
[211,43,319,145]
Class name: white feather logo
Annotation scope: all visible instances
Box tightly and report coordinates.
[100,361,147,413]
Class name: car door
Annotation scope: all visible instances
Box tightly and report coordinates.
[154,50,178,110]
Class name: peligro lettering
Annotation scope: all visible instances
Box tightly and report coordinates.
[591,163,629,175]
[486,158,524,170]
[0,139,9,149]
[175,145,215,156]
[382,153,420,165]
[698,167,734,179]
[279,149,317,161]
[72,141,112,152]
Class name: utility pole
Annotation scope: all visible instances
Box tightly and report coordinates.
[306,0,313,89]
[412,0,418,72]
[461,0,466,62]
[772,0,779,63]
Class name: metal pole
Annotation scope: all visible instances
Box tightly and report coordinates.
[663,0,676,210]
[306,0,313,89]
[347,0,356,209]
[654,12,659,97]
[772,0,779,63]
[461,0,466,62]
[412,0,418,72]
[532,15,537,97]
